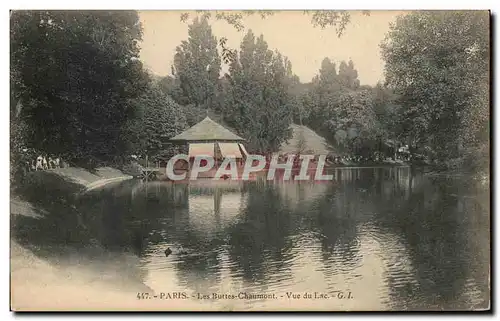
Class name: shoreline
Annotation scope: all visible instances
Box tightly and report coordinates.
[84,175,134,192]
[23,166,134,193]
[10,166,141,312]
[11,167,135,220]
[10,164,488,311]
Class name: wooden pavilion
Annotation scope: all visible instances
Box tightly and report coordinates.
[169,116,249,175]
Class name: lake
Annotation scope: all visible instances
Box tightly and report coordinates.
[11,167,490,311]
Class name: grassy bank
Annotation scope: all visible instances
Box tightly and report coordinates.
[10,166,135,258]
[36,167,132,191]
[13,166,133,198]
[10,166,135,246]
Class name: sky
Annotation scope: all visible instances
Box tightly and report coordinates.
[138,11,406,86]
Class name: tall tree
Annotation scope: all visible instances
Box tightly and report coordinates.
[172,17,221,108]
[10,10,149,167]
[224,30,293,153]
[338,59,360,90]
[318,57,338,88]
[381,11,489,167]
[371,82,404,148]
[302,56,381,154]
[304,57,341,137]
[282,57,307,125]
[327,89,379,154]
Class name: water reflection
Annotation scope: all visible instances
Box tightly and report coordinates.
[11,167,489,310]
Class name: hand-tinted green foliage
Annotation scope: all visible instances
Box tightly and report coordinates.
[11,11,150,168]
[381,11,489,169]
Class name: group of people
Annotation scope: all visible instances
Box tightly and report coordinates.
[326,150,413,165]
[327,155,371,164]
[18,148,64,172]
[266,152,413,167]
[28,155,61,171]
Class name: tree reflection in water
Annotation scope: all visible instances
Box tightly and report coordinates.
[11,167,489,310]
[370,172,490,310]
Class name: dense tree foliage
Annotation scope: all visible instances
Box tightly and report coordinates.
[172,17,221,108]
[299,56,388,155]
[124,84,188,160]
[11,11,150,168]
[167,23,296,153]
[381,11,489,169]
[10,10,489,187]
[222,30,293,153]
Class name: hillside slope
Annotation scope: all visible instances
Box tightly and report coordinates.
[279,124,334,155]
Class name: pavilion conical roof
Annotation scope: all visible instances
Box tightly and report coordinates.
[170,116,245,142]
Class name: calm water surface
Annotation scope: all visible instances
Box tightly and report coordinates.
[12,167,490,311]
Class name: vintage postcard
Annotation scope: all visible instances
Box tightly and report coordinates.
[10,10,490,312]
